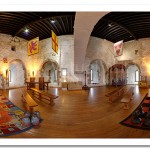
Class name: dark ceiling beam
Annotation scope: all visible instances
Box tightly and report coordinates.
[57,18,65,33]
[66,16,70,33]
[13,14,74,37]
[60,17,66,33]
[104,28,127,39]
[48,18,60,35]
[70,16,73,33]
[109,32,130,40]
[102,18,137,40]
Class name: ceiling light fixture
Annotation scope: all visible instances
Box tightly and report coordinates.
[51,20,55,24]
[108,23,112,27]
[24,28,29,33]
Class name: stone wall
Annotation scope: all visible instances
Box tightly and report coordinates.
[117,38,150,84]
[34,36,116,86]
[117,38,150,74]
[0,33,117,88]
[38,35,74,84]
[0,34,27,76]
[0,34,28,88]
[84,37,116,86]
[0,34,75,88]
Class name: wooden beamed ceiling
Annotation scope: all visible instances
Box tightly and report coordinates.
[0,12,150,43]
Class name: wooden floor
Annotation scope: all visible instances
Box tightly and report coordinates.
[1,85,150,138]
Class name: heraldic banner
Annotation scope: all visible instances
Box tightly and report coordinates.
[28,37,39,56]
[114,40,123,57]
[51,30,58,54]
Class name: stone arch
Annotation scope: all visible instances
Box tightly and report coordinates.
[88,59,107,86]
[126,62,140,72]
[9,59,27,70]
[40,59,60,71]
[74,12,108,73]
[40,59,60,86]
[126,62,140,84]
[8,59,27,88]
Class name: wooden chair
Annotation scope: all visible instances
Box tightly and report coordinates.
[39,77,45,90]
[30,77,35,88]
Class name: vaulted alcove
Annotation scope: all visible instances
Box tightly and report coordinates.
[88,59,107,86]
[40,60,60,86]
[109,64,126,86]
[126,64,140,85]
[8,59,26,88]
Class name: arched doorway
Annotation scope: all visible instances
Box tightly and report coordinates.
[9,59,26,88]
[88,59,107,86]
[41,60,59,86]
[109,64,126,86]
[127,64,140,85]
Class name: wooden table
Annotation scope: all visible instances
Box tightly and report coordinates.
[26,81,50,90]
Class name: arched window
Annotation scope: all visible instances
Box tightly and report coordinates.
[127,64,140,84]
[135,70,139,82]
[90,69,93,81]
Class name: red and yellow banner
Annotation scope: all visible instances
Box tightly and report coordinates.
[52,30,58,54]
[28,37,39,56]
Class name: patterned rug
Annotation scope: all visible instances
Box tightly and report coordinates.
[0,95,42,137]
[120,94,150,130]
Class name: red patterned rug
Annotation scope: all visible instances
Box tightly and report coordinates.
[0,96,42,137]
[120,94,150,130]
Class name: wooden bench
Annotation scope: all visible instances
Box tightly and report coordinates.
[30,88,58,105]
[105,86,127,103]
[21,91,38,112]
[120,87,134,110]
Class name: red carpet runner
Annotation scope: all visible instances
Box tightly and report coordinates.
[120,94,150,130]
